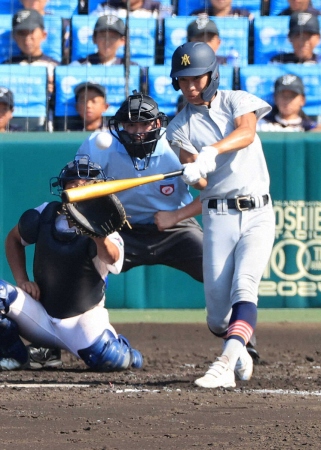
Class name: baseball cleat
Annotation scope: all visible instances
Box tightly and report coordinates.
[27,346,63,369]
[246,343,261,365]
[234,346,253,381]
[0,357,29,371]
[194,357,236,389]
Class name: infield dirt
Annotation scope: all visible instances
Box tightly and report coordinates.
[1,322,321,449]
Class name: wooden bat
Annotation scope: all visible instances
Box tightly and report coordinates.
[61,170,184,203]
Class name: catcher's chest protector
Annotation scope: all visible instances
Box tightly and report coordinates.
[33,202,105,319]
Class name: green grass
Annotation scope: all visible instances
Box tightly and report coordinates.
[109,308,321,323]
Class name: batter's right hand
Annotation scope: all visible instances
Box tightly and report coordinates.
[18,281,41,301]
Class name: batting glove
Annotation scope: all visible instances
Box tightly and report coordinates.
[181,162,203,185]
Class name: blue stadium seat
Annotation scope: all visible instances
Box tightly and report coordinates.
[0,0,78,17]
[253,16,321,64]
[88,0,173,14]
[269,0,321,15]
[163,16,249,67]
[70,15,157,66]
[54,65,141,118]
[0,65,48,130]
[0,14,63,63]
[148,64,234,117]
[239,64,321,117]
[176,0,261,16]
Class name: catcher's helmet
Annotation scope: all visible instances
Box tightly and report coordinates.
[109,90,168,170]
[50,155,106,195]
[170,42,220,102]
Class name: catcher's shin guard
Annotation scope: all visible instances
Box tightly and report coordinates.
[0,280,19,313]
[78,330,143,371]
[0,315,29,370]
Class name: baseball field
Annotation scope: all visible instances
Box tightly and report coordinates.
[1,309,321,449]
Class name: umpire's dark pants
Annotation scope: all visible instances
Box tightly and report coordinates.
[119,218,203,282]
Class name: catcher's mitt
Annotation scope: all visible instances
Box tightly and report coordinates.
[62,194,127,238]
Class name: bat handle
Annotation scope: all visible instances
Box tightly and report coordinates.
[163,170,184,179]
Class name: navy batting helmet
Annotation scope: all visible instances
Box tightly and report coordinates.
[170,42,220,102]
[109,90,167,170]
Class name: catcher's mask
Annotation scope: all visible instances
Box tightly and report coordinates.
[170,42,220,102]
[109,90,168,170]
[50,155,107,196]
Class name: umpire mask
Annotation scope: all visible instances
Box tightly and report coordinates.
[109,91,168,170]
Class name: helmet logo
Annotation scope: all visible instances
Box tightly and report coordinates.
[181,54,191,66]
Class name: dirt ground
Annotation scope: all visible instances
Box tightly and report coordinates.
[1,322,321,449]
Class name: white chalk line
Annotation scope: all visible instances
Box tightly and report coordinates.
[0,384,321,397]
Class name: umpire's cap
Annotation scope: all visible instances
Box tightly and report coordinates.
[170,42,220,101]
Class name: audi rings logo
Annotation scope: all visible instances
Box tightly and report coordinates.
[270,239,321,281]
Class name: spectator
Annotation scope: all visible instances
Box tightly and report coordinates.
[74,82,109,131]
[257,74,321,132]
[2,9,59,95]
[187,16,227,65]
[19,0,48,15]
[270,12,320,64]
[190,0,251,18]
[0,87,23,133]
[278,0,321,16]
[70,15,137,66]
[90,0,163,18]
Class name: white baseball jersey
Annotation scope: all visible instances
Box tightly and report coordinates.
[166,90,272,201]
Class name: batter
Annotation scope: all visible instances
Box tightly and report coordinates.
[166,42,275,388]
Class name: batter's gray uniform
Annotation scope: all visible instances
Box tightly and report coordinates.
[166,90,276,335]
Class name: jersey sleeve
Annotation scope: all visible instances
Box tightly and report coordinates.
[18,209,41,245]
[231,91,272,122]
[166,115,199,156]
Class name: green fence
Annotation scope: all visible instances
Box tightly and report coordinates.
[1,131,321,308]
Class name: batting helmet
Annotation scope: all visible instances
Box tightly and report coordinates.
[109,90,168,170]
[170,42,220,102]
[50,155,107,195]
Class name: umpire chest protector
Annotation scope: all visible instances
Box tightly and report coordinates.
[18,202,105,319]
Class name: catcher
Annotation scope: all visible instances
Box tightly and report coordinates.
[0,156,143,372]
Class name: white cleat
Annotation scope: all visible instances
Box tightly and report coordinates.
[0,357,28,371]
[195,357,236,389]
[234,346,253,381]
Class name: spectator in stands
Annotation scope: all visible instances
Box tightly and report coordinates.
[74,82,109,131]
[19,0,48,15]
[257,74,321,132]
[187,16,227,65]
[2,9,59,95]
[270,12,320,64]
[90,0,163,18]
[70,15,137,66]
[0,87,23,133]
[278,0,321,16]
[190,0,251,17]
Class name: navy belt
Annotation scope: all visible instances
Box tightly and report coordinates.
[208,195,269,212]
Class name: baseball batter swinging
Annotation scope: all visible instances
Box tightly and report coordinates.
[166,42,275,389]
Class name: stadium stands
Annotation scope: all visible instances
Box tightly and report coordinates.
[2,1,321,130]
[163,16,250,66]
[0,14,63,63]
[253,15,321,64]
[0,65,48,130]
[53,64,141,130]
[176,0,262,17]
[70,15,157,66]
[240,64,321,117]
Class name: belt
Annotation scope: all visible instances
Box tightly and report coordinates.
[208,195,269,212]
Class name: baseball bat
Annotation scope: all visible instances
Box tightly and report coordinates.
[61,170,184,203]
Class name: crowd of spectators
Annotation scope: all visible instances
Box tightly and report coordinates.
[1,0,321,132]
